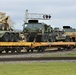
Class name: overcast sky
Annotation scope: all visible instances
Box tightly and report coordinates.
[0,0,76,30]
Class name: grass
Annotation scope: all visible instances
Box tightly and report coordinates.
[42,53,76,57]
[0,62,76,75]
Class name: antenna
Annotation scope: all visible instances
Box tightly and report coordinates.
[25,9,28,23]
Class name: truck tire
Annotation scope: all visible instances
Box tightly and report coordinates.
[65,36,70,42]
[9,34,15,42]
[2,33,9,42]
[14,34,19,42]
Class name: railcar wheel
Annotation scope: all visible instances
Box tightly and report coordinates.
[26,47,30,52]
[41,47,45,52]
[11,50,15,53]
[11,48,15,53]
[31,49,33,52]
[27,49,30,52]
[64,46,73,51]
[68,46,74,51]
[0,51,2,53]
[5,48,9,53]
[6,50,9,53]
[37,47,41,52]
[38,47,45,52]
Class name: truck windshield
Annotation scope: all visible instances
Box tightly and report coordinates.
[24,23,43,30]
[64,29,76,32]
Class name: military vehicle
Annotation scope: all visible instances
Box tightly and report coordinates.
[0,12,22,53]
[22,10,58,52]
[0,12,21,42]
[56,26,76,42]
[23,20,55,42]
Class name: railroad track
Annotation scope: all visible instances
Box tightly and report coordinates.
[0,57,76,62]
[0,48,74,56]
[0,48,76,62]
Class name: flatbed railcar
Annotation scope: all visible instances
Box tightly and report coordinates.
[0,41,75,53]
[0,10,76,53]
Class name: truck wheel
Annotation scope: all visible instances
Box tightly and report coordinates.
[14,34,19,42]
[70,38,73,42]
[65,36,70,42]
[2,33,9,42]
[9,34,15,42]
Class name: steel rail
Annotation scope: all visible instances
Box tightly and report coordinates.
[0,57,76,62]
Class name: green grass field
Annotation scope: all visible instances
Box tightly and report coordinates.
[0,62,76,75]
[42,53,76,57]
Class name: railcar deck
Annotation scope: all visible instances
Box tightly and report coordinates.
[0,41,75,48]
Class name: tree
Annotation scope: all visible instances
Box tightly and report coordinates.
[10,20,15,29]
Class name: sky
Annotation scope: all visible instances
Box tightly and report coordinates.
[0,0,76,30]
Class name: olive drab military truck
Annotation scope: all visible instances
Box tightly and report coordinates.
[23,20,54,42]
